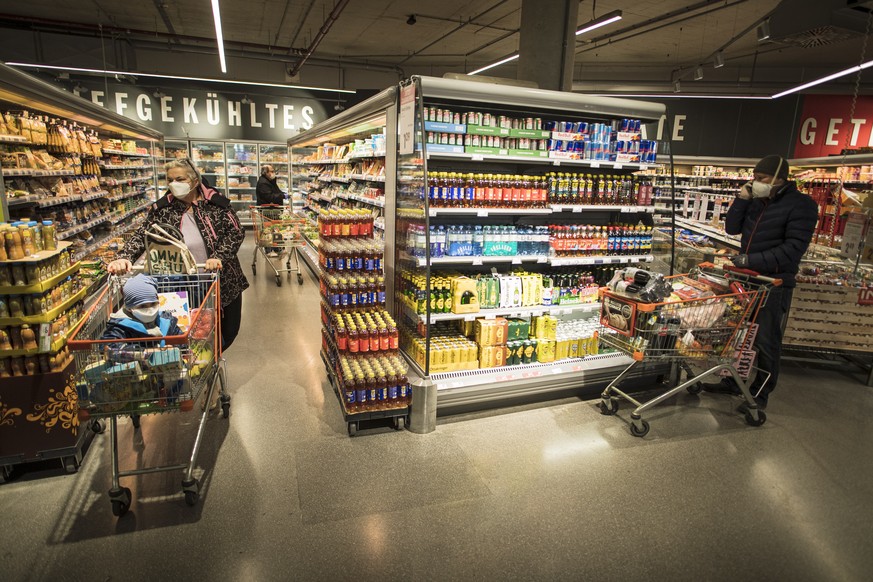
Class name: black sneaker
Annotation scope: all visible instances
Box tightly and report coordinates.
[701,381,741,395]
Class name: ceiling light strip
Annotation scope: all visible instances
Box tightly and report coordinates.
[4,62,356,94]
[576,11,623,36]
[211,0,227,74]
[467,54,520,76]
[771,59,873,99]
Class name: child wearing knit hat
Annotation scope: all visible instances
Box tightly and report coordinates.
[102,274,182,340]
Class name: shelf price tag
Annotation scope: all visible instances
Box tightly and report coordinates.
[614,163,623,169]
[472,258,483,266]
[590,162,600,168]
[477,209,489,217]
[511,258,522,265]
[572,206,582,213]
[472,155,484,161]
[484,314,496,320]
[464,315,477,322]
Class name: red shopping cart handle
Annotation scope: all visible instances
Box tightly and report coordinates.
[698,262,782,286]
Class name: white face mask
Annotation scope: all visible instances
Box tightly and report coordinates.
[131,306,159,323]
[168,181,193,199]
[750,180,773,198]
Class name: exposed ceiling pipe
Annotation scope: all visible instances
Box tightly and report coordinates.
[287,0,319,54]
[126,38,406,77]
[150,0,180,44]
[287,0,350,78]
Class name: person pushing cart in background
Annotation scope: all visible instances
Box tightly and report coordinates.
[702,154,819,412]
[256,164,287,257]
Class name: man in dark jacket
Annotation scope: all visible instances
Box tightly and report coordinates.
[703,155,819,411]
[256,165,285,206]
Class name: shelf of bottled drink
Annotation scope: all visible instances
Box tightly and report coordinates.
[425,150,655,171]
[401,301,602,325]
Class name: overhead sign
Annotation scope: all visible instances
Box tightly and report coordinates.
[71,79,329,142]
[792,95,873,159]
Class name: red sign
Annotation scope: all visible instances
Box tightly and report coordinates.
[859,287,873,306]
[793,95,873,159]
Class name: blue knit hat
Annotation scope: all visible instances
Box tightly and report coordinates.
[123,274,159,309]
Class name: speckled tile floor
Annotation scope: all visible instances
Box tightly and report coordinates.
[2,236,872,581]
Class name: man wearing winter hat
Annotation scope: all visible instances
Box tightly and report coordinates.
[702,154,819,412]
[102,274,181,340]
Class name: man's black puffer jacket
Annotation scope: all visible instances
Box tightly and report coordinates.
[724,180,819,288]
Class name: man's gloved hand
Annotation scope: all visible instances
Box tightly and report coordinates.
[731,254,750,268]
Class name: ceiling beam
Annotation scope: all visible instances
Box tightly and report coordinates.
[150,0,180,44]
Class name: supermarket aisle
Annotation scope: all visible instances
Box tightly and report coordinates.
[2,235,873,581]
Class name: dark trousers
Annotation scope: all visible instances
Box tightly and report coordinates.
[221,294,243,351]
[749,286,794,403]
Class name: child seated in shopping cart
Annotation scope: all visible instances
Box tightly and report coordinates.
[102,274,182,341]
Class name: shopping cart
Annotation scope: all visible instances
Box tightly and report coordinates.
[251,204,306,286]
[597,263,780,437]
[68,270,229,516]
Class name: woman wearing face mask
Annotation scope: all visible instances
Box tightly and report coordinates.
[702,154,819,412]
[102,274,182,340]
[106,160,249,350]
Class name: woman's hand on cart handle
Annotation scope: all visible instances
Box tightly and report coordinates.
[107,259,132,275]
[205,258,223,271]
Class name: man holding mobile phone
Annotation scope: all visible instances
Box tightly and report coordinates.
[702,155,819,412]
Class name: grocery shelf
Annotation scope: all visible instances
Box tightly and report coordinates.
[428,207,552,217]
[673,218,741,250]
[548,254,654,267]
[349,174,386,182]
[109,201,152,225]
[551,204,655,214]
[427,352,635,399]
[298,158,350,165]
[335,192,385,207]
[0,134,31,144]
[107,190,149,203]
[2,168,76,177]
[405,301,601,324]
[348,151,387,160]
[0,287,87,326]
[99,164,151,170]
[57,215,109,240]
[0,262,80,295]
[399,252,549,267]
[102,148,150,157]
[298,237,321,277]
[1,241,73,263]
[318,176,351,183]
[426,150,654,170]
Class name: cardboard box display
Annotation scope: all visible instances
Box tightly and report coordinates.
[451,277,480,314]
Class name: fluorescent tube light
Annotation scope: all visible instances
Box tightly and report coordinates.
[772,58,873,99]
[595,93,771,100]
[467,53,520,76]
[4,62,357,94]
[576,10,623,36]
[211,0,227,73]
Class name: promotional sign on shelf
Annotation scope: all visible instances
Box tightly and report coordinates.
[398,82,416,155]
[793,95,873,159]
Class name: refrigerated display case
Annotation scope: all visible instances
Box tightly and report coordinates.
[392,76,666,416]
[0,62,163,476]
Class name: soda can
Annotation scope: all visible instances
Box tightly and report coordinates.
[448,133,456,146]
[483,112,492,127]
[634,119,641,132]
[544,120,556,131]
[519,137,530,150]
[533,117,542,130]
[441,109,451,123]
[453,111,461,125]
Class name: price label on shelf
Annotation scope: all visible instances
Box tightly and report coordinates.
[511,258,522,265]
[477,209,489,217]
[614,163,623,169]
[472,258,483,266]
[472,155,484,161]
[590,162,600,168]
[531,310,543,317]
[508,313,519,319]
[537,257,548,263]
[572,207,582,213]
[640,164,648,171]
[484,314,496,320]
[464,315,477,322]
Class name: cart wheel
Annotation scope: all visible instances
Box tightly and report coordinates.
[252,264,257,276]
[630,419,650,438]
[297,273,304,285]
[687,382,703,395]
[598,398,619,415]
[347,422,357,437]
[744,409,767,427]
[182,478,199,506]
[276,275,282,287]
[90,419,105,434]
[109,487,132,517]
[131,414,141,429]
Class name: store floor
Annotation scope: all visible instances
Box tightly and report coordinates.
[2,236,872,581]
